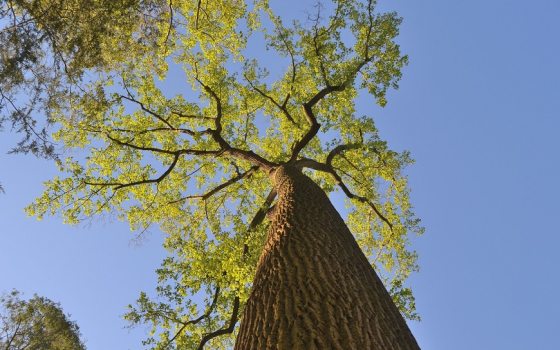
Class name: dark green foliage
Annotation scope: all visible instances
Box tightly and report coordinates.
[0,290,86,350]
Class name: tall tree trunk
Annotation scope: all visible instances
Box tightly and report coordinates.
[235,166,420,349]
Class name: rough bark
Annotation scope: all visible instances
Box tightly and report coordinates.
[235,166,420,349]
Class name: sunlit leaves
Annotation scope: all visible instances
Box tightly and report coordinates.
[20,0,422,347]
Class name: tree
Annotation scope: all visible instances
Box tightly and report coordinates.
[6,0,423,348]
[0,290,86,350]
[0,0,168,190]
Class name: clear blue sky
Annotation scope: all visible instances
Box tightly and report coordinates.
[2,0,560,349]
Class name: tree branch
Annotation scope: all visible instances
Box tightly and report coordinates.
[243,74,298,127]
[288,54,373,163]
[312,20,330,85]
[326,143,361,165]
[118,93,176,130]
[163,285,221,349]
[170,166,259,203]
[196,296,240,350]
[248,189,277,231]
[105,133,220,157]
[4,317,22,350]
[287,104,318,163]
[84,153,180,190]
[195,0,203,29]
[171,110,215,121]
[111,126,212,138]
[0,88,54,152]
[187,188,276,348]
[164,0,173,45]
[277,27,297,103]
[295,157,393,229]
[288,7,380,163]
[364,0,375,60]
[194,73,277,171]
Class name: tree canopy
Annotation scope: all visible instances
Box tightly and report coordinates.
[3,0,423,348]
[0,290,85,350]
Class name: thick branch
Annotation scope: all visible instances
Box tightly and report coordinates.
[288,11,378,163]
[288,55,373,163]
[288,83,350,163]
[197,296,240,350]
[326,143,361,165]
[194,74,277,171]
[221,148,276,172]
[288,103,320,163]
[294,0,360,154]
[248,189,277,231]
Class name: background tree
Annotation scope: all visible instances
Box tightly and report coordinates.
[7,0,423,348]
[0,0,167,190]
[0,290,85,350]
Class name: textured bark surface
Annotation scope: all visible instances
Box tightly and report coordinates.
[235,166,420,350]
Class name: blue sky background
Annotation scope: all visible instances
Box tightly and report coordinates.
[2,0,560,349]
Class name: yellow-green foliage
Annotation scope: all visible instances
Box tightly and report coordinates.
[20,0,422,347]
